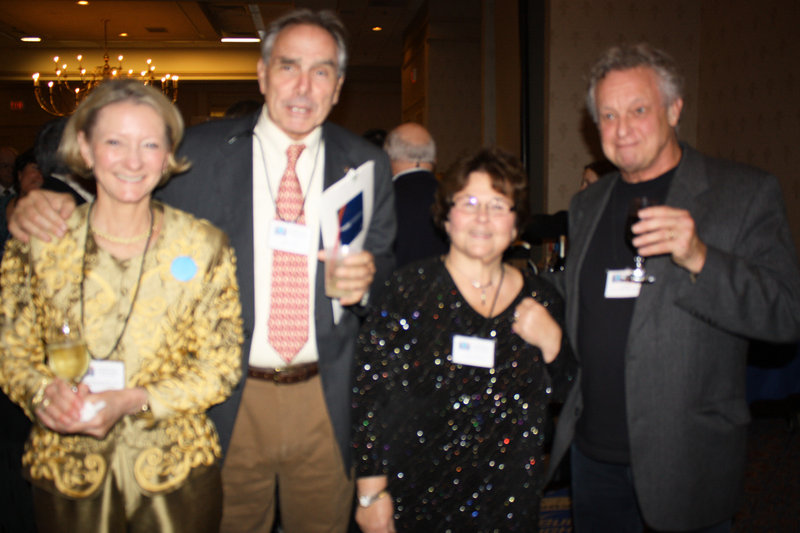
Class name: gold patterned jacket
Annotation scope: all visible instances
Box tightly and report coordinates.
[0,201,243,499]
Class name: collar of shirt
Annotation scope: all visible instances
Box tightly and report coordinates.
[254,108,323,194]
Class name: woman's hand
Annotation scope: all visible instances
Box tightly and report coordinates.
[355,475,396,533]
[36,383,148,439]
[35,379,85,432]
[355,496,396,533]
[511,297,562,363]
[76,387,149,439]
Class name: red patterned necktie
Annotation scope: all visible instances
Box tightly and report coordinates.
[268,144,308,363]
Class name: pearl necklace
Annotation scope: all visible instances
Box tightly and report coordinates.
[90,211,154,244]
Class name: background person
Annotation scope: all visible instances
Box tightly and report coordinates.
[579,159,616,191]
[0,79,243,533]
[353,147,576,533]
[13,149,44,198]
[384,122,447,268]
[1,149,43,251]
[545,43,800,533]
[0,145,18,197]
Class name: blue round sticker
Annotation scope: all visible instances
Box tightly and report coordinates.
[171,256,197,282]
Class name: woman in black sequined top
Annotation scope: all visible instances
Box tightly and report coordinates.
[353,148,576,533]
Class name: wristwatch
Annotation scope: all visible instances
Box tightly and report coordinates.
[357,489,389,508]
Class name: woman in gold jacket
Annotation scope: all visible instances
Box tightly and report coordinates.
[0,79,242,533]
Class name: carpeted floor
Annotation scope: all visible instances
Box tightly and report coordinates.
[540,399,800,533]
[732,401,799,533]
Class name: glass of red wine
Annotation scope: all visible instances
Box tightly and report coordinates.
[624,196,659,283]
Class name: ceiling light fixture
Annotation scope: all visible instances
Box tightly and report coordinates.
[220,37,261,43]
[31,19,178,117]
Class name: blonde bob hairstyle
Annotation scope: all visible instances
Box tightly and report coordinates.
[59,79,190,185]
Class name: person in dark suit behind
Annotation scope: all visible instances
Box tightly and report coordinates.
[7,8,396,533]
[34,117,95,204]
[544,43,800,533]
[384,122,447,267]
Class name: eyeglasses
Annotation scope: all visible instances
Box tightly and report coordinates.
[450,195,515,216]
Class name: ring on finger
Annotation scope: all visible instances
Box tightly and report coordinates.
[41,397,51,409]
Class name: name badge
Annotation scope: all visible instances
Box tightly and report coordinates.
[269,220,311,255]
[83,360,126,393]
[604,269,642,299]
[452,334,495,368]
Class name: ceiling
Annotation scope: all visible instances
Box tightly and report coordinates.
[0,0,424,79]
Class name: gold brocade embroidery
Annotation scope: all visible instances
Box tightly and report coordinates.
[0,202,243,498]
[51,453,106,498]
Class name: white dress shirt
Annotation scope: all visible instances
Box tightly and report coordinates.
[249,108,325,368]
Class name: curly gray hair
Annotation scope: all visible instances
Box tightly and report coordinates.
[586,43,684,123]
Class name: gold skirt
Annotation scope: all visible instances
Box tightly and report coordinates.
[33,463,221,533]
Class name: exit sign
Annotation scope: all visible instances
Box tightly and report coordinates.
[9,100,24,111]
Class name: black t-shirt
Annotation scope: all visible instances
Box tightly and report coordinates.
[575,169,673,464]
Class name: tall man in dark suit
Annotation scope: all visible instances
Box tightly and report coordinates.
[8,9,395,533]
[384,122,447,267]
[545,43,800,533]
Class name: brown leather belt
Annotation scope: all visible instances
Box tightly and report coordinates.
[247,362,319,384]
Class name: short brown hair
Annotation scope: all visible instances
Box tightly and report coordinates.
[59,79,190,184]
[433,147,528,233]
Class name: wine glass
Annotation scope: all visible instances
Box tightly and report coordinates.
[45,320,90,389]
[624,196,658,284]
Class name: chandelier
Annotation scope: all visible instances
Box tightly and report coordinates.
[32,20,178,117]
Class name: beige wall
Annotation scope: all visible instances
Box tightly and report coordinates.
[696,0,800,252]
[545,0,800,252]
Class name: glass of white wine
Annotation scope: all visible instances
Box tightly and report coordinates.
[45,320,90,389]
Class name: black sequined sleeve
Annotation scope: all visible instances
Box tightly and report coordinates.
[530,273,578,404]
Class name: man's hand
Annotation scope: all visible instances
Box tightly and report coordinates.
[319,249,376,306]
[8,190,76,243]
[633,205,707,275]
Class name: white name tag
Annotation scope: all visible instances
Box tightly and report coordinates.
[604,269,642,299]
[83,360,126,393]
[269,220,310,255]
[452,334,495,368]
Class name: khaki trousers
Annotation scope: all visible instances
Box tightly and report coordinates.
[220,375,353,533]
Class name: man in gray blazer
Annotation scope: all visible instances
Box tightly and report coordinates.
[9,9,395,533]
[545,43,800,532]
